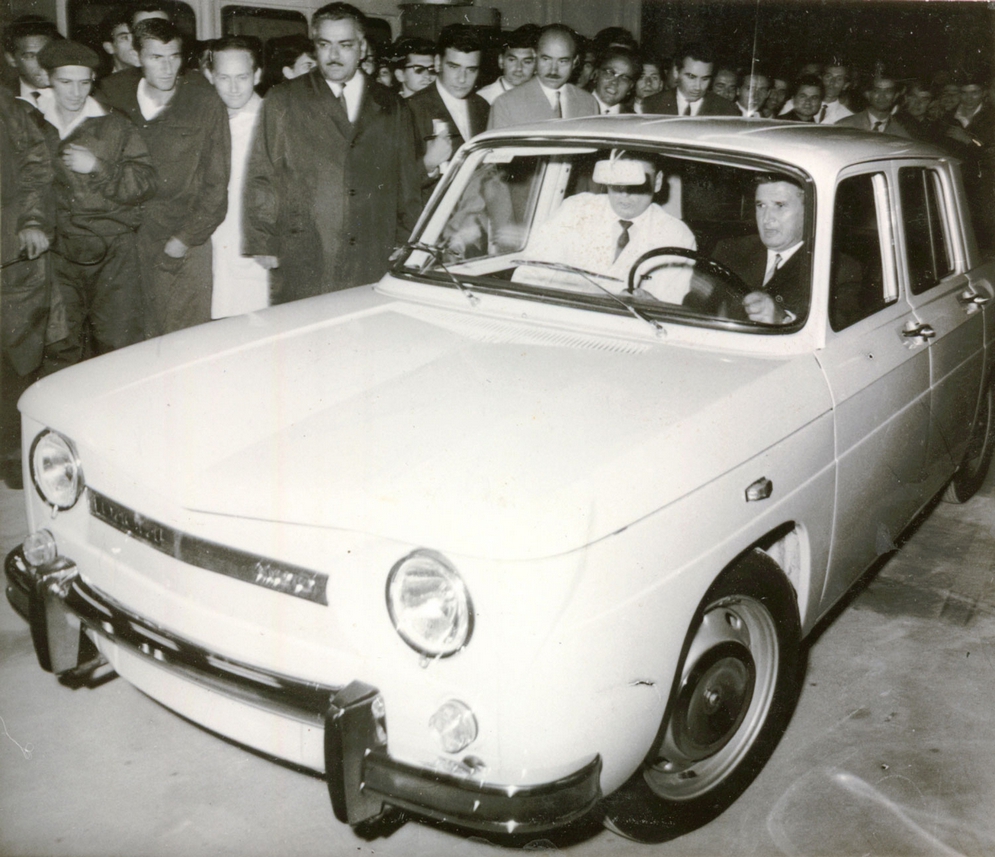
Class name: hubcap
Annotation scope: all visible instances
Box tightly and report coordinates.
[645,596,778,801]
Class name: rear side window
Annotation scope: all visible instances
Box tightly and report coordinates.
[830,173,896,331]
[899,167,953,295]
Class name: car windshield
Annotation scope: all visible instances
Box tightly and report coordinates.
[397,142,812,331]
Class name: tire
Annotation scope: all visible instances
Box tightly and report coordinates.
[602,550,801,843]
[943,385,995,504]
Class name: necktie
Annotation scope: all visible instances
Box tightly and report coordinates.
[763,253,782,285]
[30,90,40,105]
[335,87,349,122]
[681,101,690,116]
[553,90,562,119]
[872,120,884,132]
[615,220,633,260]
[817,104,827,123]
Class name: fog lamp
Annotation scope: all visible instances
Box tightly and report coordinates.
[23,529,58,567]
[429,700,478,754]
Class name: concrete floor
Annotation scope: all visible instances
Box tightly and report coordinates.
[3,471,995,857]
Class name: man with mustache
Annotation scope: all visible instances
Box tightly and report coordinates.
[488,24,597,129]
[244,2,420,302]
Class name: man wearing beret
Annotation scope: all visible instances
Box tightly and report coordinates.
[34,40,157,372]
[97,17,229,336]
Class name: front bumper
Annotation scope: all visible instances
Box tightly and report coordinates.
[5,544,602,835]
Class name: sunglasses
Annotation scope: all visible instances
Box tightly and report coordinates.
[405,65,436,76]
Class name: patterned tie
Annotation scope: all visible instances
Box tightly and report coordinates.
[615,220,633,260]
[763,252,782,285]
[553,89,562,119]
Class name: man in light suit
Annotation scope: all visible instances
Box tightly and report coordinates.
[408,24,489,201]
[244,3,421,303]
[640,43,740,117]
[488,24,597,129]
[835,73,911,138]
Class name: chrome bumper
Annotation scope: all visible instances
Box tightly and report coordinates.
[5,544,603,835]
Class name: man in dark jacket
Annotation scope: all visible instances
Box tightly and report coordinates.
[407,24,489,202]
[36,40,157,371]
[244,3,421,303]
[641,43,739,117]
[0,87,53,487]
[98,17,229,336]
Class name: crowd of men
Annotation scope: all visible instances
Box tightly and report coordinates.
[2,2,994,487]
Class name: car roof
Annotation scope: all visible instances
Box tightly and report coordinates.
[473,116,951,177]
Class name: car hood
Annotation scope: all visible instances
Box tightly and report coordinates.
[24,287,830,560]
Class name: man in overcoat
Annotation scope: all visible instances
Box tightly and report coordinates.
[244,2,421,303]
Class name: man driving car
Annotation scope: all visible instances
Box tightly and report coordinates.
[518,151,697,301]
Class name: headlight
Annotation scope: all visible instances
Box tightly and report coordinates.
[386,550,473,657]
[30,430,84,510]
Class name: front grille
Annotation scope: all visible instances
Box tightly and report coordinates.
[88,490,329,605]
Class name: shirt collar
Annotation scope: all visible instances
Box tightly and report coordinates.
[537,79,565,109]
[41,94,106,138]
[767,241,803,268]
[325,72,364,121]
[594,93,620,115]
[676,90,701,116]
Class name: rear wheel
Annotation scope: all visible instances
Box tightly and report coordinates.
[943,385,995,503]
[602,550,801,843]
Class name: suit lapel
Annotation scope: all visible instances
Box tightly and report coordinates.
[310,69,355,141]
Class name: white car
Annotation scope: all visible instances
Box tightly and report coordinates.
[7,117,995,842]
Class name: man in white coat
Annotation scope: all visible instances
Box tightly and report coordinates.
[204,36,269,317]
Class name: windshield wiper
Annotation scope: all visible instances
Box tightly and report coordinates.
[512,259,665,335]
[398,241,479,306]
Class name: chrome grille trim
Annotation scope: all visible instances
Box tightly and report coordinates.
[88,490,329,606]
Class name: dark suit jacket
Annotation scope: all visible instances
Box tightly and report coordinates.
[712,235,809,320]
[713,234,863,325]
[408,82,489,200]
[244,70,422,302]
[780,110,816,123]
[640,89,740,117]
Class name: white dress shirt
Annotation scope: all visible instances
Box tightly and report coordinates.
[436,79,472,142]
[676,91,702,116]
[325,72,364,123]
[594,94,622,115]
[477,77,512,105]
[516,192,698,302]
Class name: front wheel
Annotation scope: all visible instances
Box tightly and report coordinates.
[602,550,801,842]
[943,385,995,503]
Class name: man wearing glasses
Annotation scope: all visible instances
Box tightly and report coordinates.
[391,37,435,98]
[592,47,638,114]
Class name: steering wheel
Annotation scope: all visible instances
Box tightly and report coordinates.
[628,247,752,319]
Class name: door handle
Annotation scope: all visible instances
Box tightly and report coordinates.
[958,289,990,306]
[902,324,936,340]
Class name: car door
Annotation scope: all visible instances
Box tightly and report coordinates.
[816,168,933,609]
[896,163,986,482]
